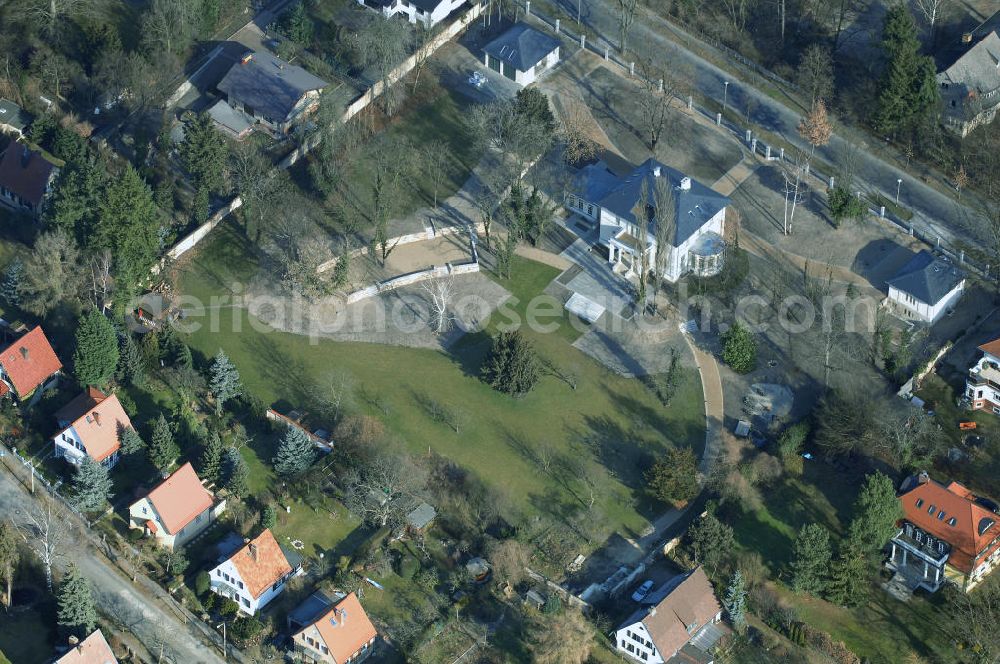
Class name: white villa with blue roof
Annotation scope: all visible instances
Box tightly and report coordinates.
[885,250,965,324]
[567,157,730,282]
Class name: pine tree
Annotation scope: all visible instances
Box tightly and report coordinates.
[272,426,317,478]
[0,259,23,306]
[260,504,277,531]
[826,544,872,607]
[70,457,113,513]
[73,308,119,388]
[222,448,249,499]
[120,428,145,456]
[209,350,242,416]
[482,331,540,397]
[847,471,903,553]
[94,165,160,292]
[874,5,940,135]
[724,570,747,635]
[198,431,224,483]
[180,112,227,195]
[791,523,831,595]
[688,512,735,572]
[56,564,97,640]
[47,156,104,243]
[147,415,179,472]
[722,322,757,374]
[117,332,145,386]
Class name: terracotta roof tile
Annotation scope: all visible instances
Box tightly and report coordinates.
[979,337,1000,359]
[63,393,131,462]
[228,529,292,599]
[900,477,1000,573]
[641,568,721,659]
[55,387,108,426]
[55,629,118,664]
[0,326,62,398]
[145,463,214,534]
[297,592,377,663]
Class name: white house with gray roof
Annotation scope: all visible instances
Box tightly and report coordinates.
[937,30,1000,136]
[567,157,729,282]
[885,250,965,324]
[216,52,328,134]
[483,23,561,86]
[358,0,466,27]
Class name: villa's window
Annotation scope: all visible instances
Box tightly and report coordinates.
[916,499,924,508]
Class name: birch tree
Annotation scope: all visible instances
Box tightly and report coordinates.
[636,55,689,151]
[632,179,652,311]
[779,155,808,235]
[20,0,90,41]
[914,0,949,33]
[0,522,18,608]
[13,501,66,591]
[423,277,455,334]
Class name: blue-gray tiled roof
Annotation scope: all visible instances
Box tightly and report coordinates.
[887,250,965,305]
[218,53,328,123]
[595,158,729,247]
[483,23,561,72]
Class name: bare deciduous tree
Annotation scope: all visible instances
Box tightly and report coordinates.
[636,55,689,151]
[354,17,412,116]
[914,0,949,33]
[651,174,676,311]
[343,454,428,528]
[616,0,639,53]
[423,140,451,210]
[19,0,90,40]
[632,179,652,309]
[89,250,113,309]
[487,538,530,589]
[422,277,456,334]
[12,501,67,591]
[779,154,808,235]
[796,45,834,108]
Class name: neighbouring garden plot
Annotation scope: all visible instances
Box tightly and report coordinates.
[290,71,485,247]
[570,65,743,184]
[721,459,960,663]
[732,165,927,272]
[174,224,706,570]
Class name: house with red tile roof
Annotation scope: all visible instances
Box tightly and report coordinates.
[209,529,299,614]
[888,473,1000,593]
[54,629,119,664]
[291,592,378,664]
[0,144,57,215]
[52,389,131,468]
[128,463,226,550]
[966,336,1000,414]
[614,567,725,664]
[0,325,62,403]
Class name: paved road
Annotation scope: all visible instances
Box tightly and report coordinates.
[0,467,226,664]
[544,0,986,248]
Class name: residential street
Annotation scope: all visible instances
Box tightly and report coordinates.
[546,0,986,248]
[0,467,226,664]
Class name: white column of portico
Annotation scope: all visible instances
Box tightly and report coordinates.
[924,561,929,578]
[891,542,897,562]
[935,567,941,584]
[902,548,908,565]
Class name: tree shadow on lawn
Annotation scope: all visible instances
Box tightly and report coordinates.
[240,332,313,407]
[328,523,377,562]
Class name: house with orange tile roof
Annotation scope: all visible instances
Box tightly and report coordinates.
[888,472,1000,593]
[291,592,378,664]
[0,325,62,404]
[54,629,119,664]
[966,336,1000,414]
[128,462,226,550]
[614,567,725,664]
[52,389,132,468]
[209,529,299,614]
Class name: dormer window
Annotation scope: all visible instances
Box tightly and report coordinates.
[928,504,936,515]
[948,517,957,526]
[938,511,946,520]
[916,499,924,508]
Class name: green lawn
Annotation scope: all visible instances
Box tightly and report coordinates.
[175,221,704,551]
[0,598,56,664]
[271,493,363,560]
[729,462,959,663]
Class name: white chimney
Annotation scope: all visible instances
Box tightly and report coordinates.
[652,165,661,177]
[680,177,691,190]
